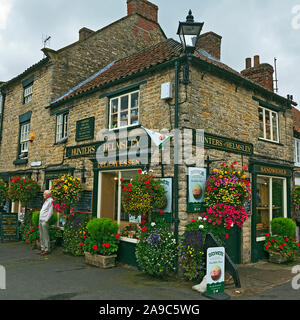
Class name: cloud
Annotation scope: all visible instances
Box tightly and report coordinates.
[0,0,13,30]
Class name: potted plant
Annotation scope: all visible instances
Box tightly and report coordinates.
[83,218,120,268]
[264,217,300,263]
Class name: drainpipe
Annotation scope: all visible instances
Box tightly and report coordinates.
[174,59,180,271]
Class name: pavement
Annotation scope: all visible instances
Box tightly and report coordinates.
[0,241,300,300]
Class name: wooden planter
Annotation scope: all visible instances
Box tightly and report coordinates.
[269,251,294,264]
[84,252,117,269]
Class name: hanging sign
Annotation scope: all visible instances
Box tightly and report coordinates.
[206,247,225,295]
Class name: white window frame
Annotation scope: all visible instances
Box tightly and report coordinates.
[258,106,279,143]
[109,90,139,130]
[295,138,300,167]
[256,175,287,242]
[20,122,30,154]
[56,113,69,143]
[23,84,33,104]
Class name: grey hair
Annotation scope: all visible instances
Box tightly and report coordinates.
[44,190,51,196]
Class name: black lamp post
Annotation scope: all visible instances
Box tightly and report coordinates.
[177,10,204,57]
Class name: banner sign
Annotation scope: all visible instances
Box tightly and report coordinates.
[206,247,225,295]
[187,167,207,212]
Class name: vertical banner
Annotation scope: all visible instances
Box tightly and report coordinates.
[187,167,207,212]
[206,247,225,295]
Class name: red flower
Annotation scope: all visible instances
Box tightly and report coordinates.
[141,219,147,226]
[191,219,196,223]
[266,233,270,237]
[282,242,287,246]
[159,210,164,215]
[242,164,248,170]
[138,169,142,174]
[92,245,98,251]
[142,227,148,232]
[80,243,84,247]
[115,234,120,239]
[120,178,124,182]
[225,233,229,239]
[26,240,29,243]
[105,243,110,248]
[265,245,269,250]
[83,235,86,239]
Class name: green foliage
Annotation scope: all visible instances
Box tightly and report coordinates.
[32,210,58,227]
[63,212,89,256]
[0,178,8,204]
[87,218,119,242]
[271,217,296,238]
[293,186,300,207]
[136,221,177,278]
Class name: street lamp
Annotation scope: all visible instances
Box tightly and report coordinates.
[177,10,204,56]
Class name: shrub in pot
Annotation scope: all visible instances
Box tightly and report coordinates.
[83,218,120,268]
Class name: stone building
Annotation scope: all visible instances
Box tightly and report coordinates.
[0,0,166,211]
[0,0,297,264]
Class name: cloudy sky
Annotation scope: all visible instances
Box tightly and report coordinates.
[0,0,300,105]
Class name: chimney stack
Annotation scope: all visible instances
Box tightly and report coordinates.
[196,31,222,60]
[79,27,95,41]
[127,0,158,23]
[241,55,274,92]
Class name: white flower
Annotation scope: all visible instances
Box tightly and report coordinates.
[198,216,203,221]
[199,225,204,229]
[203,218,207,221]
[151,222,156,227]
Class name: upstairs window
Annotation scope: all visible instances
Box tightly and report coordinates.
[295,138,300,166]
[20,122,30,155]
[23,84,33,104]
[258,107,279,143]
[56,112,69,143]
[22,75,34,105]
[109,91,139,129]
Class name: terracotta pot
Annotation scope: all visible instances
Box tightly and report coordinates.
[84,251,117,269]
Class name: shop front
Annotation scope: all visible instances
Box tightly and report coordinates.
[249,161,292,262]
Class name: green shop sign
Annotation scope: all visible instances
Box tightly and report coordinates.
[75,117,95,142]
[193,131,253,156]
[0,213,18,242]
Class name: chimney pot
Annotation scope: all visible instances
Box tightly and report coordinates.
[246,58,251,69]
[254,55,260,67]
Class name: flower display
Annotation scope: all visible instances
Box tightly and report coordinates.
[8,177,40,206]
[264,233,300,261]
[205,162,251,208]
[51,174,83,215]
[121,171,167,222]
[136,219,177,278]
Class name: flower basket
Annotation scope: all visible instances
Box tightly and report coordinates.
[84,252,117,269]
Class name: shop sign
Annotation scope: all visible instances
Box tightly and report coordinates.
[0,213,18,242]
[187,167,207,212]
[252,164,292,177]
[76,117,95,142]
[206,247,225,295]
[97,159,142,169]
[66,142,102,158]
[194,131,253,156]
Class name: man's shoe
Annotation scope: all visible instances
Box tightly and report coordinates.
[37,250,45,255]
[41,251,49,255]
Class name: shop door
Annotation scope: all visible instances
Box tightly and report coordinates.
[253,176,287,261]
[225,225,241,264]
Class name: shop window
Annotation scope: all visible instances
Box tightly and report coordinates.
[258,107,279,143]
[99,169,139,239]
[295,138,300,166]
[109,91,139,129]
[56,112,69,143]
[256,175,287,240]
